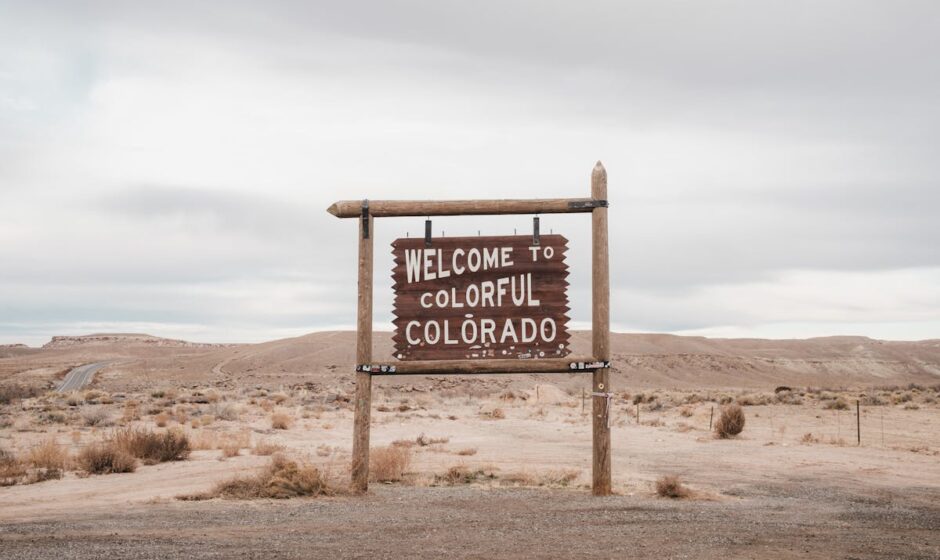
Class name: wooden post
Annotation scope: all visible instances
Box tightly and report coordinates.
[591,161,611,496]
[856,399,861,446]
[351,210,374,493]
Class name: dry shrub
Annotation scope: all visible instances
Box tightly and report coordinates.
[252,440,285,456]
[0,447,26,486]
[83,390,105,403]
[714,404,745,439]
[270,392,290,405]
[199,415,215,427]
[435,465,495,485]
[678,406,695,418]
[220,444,241,458]
[480,407,505,420]
[801,432,820,444]
[122,401,140,422]
[209,402,241,421]
[190,429,217,450]
[25,437,68,483]
[271,412,293,430]
[259,400,275,412]
[415,433,449,446]
[76,442,136,474]
[0,383,43,405]
[197,455,337,500]
[81,406,112,427]
[456,447,478,456]
[112,427,191,464]
[154,412,170,427]
[824,398,849,410]
[369,445,412,482]
[655,475,691,499]
[27,437,69,472]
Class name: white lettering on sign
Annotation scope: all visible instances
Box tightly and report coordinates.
[393,235,570,361]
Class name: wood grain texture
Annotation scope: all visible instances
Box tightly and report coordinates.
[351,213,373,494]
[391,235,570,361]
[590,161,612,496]
[327,198,601,218]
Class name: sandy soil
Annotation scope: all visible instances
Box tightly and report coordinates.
[2,385,939,558]
[2,333,940,558]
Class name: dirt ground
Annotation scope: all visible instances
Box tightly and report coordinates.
[2,482,939,560]
[2,383,940,558]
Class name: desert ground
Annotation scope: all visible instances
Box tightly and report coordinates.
[1,332,939,559]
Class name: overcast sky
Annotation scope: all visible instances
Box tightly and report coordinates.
[1,1,939,346]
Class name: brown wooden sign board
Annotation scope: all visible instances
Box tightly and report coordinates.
[391,235,570,361]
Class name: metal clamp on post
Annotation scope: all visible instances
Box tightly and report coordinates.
[568,360,611,370]
[567,199,609,210]
[592,391,614,428]
[533,216,540,246]
[355,364,397,374]
[424,218,432,247]
[361,200,370,239]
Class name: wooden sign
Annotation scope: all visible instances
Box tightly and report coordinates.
[392,235,570,361]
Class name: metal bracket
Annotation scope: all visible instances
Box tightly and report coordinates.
[568,199,609,210]
[356,364,397,374]
[532,216,540,246]
[568,360,611,370]
[361,200,370,239]
[424,219,432,247]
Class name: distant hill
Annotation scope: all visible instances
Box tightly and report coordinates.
[2,331,939,391]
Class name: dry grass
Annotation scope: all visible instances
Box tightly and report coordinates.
[76,442,137,474]
[655,475,691,499]
[714,404,746,439]
[154,412,170,427]
[252,440,285,456]
[415,433,449,446]
[26,437,69,472]
[185,455,339,500]
[456,447,478,456]
[81,406,113,427]
[208,402,241,421]
[479,407,505,420]
[112,427,191,464]
[369,445,412,482]
[0,447,27,486]
[0,383,43,405]
[434,465,497,485]
[24,437,69,483]
[271,412,293,430]
[220,444,241,458]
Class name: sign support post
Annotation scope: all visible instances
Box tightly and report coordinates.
[329,162,612,495]
[351,209,373,493]
[591,162,611,496]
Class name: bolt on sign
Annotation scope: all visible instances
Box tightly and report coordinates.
[392,235,570,361]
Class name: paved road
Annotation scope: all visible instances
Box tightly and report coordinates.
[57,362,108,393]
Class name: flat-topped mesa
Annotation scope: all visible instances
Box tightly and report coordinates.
[42,334,231,349]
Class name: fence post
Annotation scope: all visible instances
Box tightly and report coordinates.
[857,399,861,446]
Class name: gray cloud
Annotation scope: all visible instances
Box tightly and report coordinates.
[1,1,939,344]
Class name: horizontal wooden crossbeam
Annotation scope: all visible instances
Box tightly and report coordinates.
[355,356,608,375]
[327,198,606,218]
